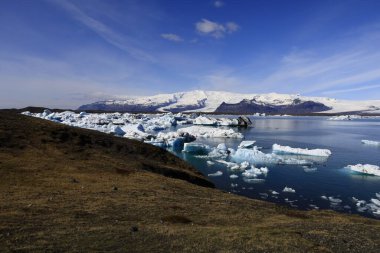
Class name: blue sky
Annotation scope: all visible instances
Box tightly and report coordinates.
[1,0,380,108]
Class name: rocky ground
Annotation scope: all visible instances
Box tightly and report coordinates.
[0,109,379,252]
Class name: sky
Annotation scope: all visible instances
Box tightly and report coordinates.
[1,0,380,108]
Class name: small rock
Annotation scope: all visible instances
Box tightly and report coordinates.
[113,186,118,191]
[130,226,138,232]
[71,178,79,183]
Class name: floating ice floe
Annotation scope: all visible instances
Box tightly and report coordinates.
[182,143,210,154]
[193,116,217,126]
[207,161,215,166]
[272,144,332,157]
[327,115,362,121]
[243,178,265,184]
[271,190,279,195]
[231,147,311,165]
[361,140,380,146]
[345,164,380,177]
[303,166,318,173]
[177,126,244,138]
[242,166,268,178]
[208,171,223,177]
[328,196,342,204]
[352,193,380,217]
[237,140,256,149]
[121,124,149,140]
[283,187,296,193]
[230,174,239,179]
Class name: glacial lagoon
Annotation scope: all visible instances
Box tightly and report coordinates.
[23,110,380,218]
[169,116,380,218]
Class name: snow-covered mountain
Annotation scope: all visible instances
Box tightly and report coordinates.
[78,90,380,114]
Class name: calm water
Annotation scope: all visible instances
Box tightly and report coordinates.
[169,116,380,218]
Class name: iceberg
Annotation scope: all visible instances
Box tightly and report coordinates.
[230,174,238,179]
[193,116,217,126]
[182,143,210,154]
[177,126,244,138]
[243,178,265,184]
[345,164,380,177]
[207,161,215,166]
[303,166,318,173]
[237,140,256,149]
[272,144,331,157]
[208,171,223,177]
[362,140,380,146]
[121,124,149,140]
[242,166,268,178]
[283,187,296,193]
[231,147,311,165]
[328,197,342,204]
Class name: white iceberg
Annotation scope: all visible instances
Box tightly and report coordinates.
[193,116,217,126]
[345,164,380,177]
[208,171,223,177]
[283,186,296,193]
[231,147,311,165]
[328,197,342,204]
[121,124,149,140]
[361,140,380,146]
[230,174,238,179]
[242,166,268,178]
[237,140,256,149]
[182,143,210,154]
[272,144,331,157]
[207,161,215,166]
[177,126,244,138]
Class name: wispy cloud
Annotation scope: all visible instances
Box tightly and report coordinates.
[214,1,224,8]
[322,84,380,95]
[49,0,156,62]
[195,19,239,38]
[161,33,183,42]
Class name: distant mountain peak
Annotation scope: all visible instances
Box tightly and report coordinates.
[78,90,380,114]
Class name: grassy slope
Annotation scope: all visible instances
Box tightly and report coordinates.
[0,110,379,252]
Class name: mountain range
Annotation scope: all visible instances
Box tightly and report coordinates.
[78,90,380,114]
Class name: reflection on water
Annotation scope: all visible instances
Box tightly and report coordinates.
[170,116,380,219]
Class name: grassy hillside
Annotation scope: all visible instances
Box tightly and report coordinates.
[0,110,379,252]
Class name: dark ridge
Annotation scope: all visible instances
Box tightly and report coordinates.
[215,99,331,114]
[0,110,214,188]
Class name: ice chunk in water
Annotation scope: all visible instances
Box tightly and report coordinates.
[232,147,311,165]
[177,126,244,138]
[272,144,331,157]
[193,116,217,126]
[242,166,268,178]
[183,143,210,154]
[283,187,296,193]
[208,171,223,177]
[345,164,380,177]
[238,140,256,149]
[207,161,215,166]
[361,140,380,146]
[230,174,238,179]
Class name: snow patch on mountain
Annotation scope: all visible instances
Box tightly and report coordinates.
[79,90,380,114]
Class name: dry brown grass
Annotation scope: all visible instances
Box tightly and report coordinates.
[0,110,379,252]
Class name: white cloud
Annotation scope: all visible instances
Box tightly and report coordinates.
[195,19,239,38]
[214,1,224,8]
[161,33,183,42]
[49,0,155,62]
[226,22,240,33]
